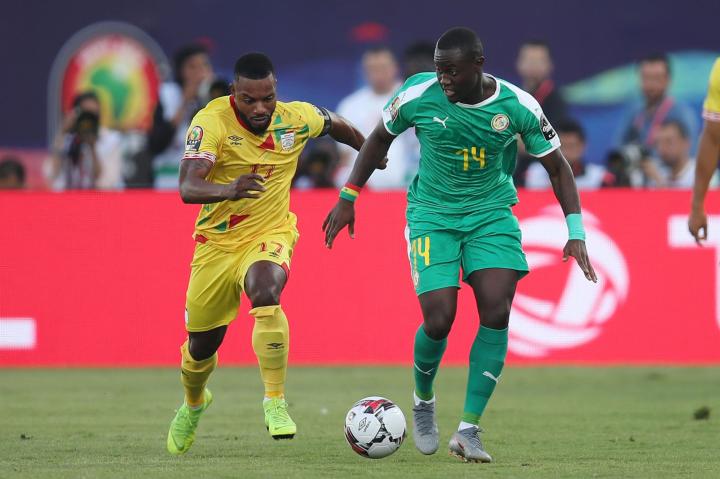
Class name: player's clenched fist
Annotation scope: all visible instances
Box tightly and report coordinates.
[224,173,266,200]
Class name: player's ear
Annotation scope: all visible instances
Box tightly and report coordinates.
[229,81,236,95]
[475,55,485,69]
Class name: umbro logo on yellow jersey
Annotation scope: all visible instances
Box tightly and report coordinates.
[228,135,243,145]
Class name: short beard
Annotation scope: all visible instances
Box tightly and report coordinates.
[238,110,269,135]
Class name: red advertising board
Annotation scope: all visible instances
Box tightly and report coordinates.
[0,190,718,366]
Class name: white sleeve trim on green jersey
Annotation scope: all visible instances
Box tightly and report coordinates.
[498,78,546,121]
[382,118,399,136]
[498,78,562,155]
[527,142,561,158]
[382,77,438,135]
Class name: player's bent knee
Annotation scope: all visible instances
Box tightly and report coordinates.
[245,262,287,308]
[188,328,226,361]
[423,314,454,340]
[188,342,218,361]
[247,286,282,308]
[480,302,512,330]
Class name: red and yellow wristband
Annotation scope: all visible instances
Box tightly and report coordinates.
[339,183,361,203]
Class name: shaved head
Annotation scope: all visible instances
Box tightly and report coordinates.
[436,27,484,59]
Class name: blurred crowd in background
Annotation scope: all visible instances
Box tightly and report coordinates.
[1,39,716,192]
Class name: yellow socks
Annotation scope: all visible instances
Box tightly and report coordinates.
[250,305,289,398]
[180,340,217,407]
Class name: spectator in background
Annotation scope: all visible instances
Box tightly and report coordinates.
[641,120,717,188]
[398,41,436,182]
[0,156,26,189]
[601,150,633,188]
[514,40,567,187]
[149,44,214,189]
[403,41,435,78]
[618,54,697,153]
[46,91,124,190]
[209,78,230,100]
[336,46,412,189]
[525,119,605,189]
[292,138,338,189]
[516,40,567,124]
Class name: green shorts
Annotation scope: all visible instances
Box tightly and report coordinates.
[406,207,529,295]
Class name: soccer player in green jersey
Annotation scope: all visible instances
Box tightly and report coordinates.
[323,27,597,463]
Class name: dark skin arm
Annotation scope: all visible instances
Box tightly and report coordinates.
[326,111,364,151]
[536,149,598,282]
[689,120,720,244]
[179,110,378,205]
[322,122,394,246]
[179,159,266,204]
[326,110,389,168]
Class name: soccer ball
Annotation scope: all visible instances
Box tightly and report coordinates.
[344,396,406,459]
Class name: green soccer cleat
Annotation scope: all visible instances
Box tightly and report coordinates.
[264,397,296,440]
[166,389,213,455]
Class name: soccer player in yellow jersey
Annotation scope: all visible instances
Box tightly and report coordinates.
[167,53,370,454]
[689,57,720,244]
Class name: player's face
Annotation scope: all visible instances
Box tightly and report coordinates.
[231,75,277,134]
[434,48,482,103]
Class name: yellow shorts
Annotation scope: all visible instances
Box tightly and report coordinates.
[184,229,298,332]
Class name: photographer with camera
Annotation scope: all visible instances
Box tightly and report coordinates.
[147,44,214,189]
[46,91,123,190]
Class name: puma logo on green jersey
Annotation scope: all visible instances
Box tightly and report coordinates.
[432,116,449,128]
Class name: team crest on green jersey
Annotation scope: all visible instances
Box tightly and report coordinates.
[491,114,509,131]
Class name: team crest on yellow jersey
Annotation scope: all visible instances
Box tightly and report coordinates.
[281,131,296,151]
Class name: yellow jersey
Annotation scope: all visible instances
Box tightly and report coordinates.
[182,96,328,250]
[703,58,720,123]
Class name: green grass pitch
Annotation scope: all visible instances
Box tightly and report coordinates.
[2,366,719,478]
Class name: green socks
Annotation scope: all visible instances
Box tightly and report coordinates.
[462,326,508,424]
[413,325,447,401]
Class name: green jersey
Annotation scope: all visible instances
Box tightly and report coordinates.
[382,72,560,215]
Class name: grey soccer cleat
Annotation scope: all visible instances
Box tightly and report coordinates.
[448,426,493,463]
[412,396,439,454]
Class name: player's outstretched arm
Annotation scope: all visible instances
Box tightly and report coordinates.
[326,111,389,170]
[326,111,365,152]
[179,159,266,204]
[689,120,720,244]
[322,122,395,248]
[537,149,598,282]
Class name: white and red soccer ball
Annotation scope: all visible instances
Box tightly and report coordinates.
[344,396,406,459]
